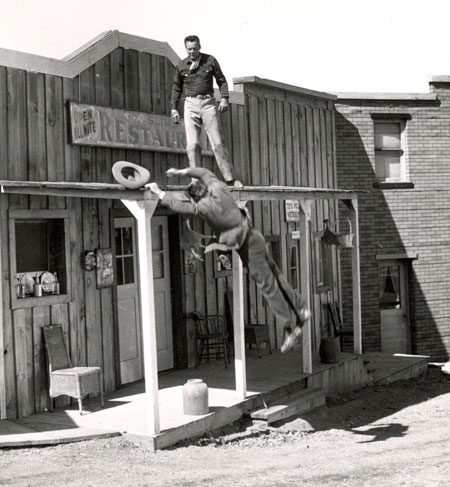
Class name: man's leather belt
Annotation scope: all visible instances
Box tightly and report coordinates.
[187,94,213,99]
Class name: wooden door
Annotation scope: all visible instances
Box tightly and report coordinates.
[115,216,174,384]
[379,260,410,353]
[115,217,142,384]
[151,216,174,371]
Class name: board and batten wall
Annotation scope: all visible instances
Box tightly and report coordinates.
[234,77,341,352]
[0,44,340,420]
[0,45,249,419]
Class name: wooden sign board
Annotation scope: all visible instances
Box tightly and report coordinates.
[96,248,114,288]
[285,200,300,222]
[68,101,212,155]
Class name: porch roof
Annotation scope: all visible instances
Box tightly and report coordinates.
[0,178,362,438]
[0,180,360,201]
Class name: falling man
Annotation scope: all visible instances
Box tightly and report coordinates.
[147,166,311,352]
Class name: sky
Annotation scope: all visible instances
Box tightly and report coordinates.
[0,0,449,94]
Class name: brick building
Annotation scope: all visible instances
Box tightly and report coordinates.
[334,78,450,361]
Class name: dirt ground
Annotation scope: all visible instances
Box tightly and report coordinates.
[2,369,450,487]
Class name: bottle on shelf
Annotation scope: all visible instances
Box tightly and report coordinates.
[53,272,60,295]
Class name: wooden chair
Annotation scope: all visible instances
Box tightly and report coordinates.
[226,292,272,358]
[190,313,230,369]
[327,303,353,350]
[43,324,104,415]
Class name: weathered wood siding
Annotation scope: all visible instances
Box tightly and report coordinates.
[0,45,338,420]
[0,46,247,419]
[234,80,340,349]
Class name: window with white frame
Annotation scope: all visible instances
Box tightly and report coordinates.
[374,120,406,182]
[313,231,332,292]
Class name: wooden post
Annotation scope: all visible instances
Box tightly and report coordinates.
[232,249,247,399]
[348,197,362,354]
[122,198,159,435]
[299,201,313,374]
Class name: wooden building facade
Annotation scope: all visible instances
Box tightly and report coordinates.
[0,31,345,420]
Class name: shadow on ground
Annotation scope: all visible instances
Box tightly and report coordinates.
[177,372,450,447]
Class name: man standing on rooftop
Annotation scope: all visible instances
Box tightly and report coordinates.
[171,35,243,188]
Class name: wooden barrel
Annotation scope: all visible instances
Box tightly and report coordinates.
[319,337,341,364]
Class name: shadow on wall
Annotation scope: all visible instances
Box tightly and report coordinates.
[335,111,447,361]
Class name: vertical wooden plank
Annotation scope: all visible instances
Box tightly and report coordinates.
[27,72,47,209]
[123,199,160,435]
[95,56,115,393]
[139,51,155,177]
[164,57,174,113]
[271,100,284,236]
[313,108,323,230]
[291,104,301,186]
[7,68,28,209]
[33,306,49,413]
[298,105,308,187]
[232,250,247,399]
[14,309,34,417]
[151,54,165,114]
[0,66,16,419]
[247,94,261,325]
[125,49,139,110]
[65,76,86,368]
[320,110,329,224]
[331,109,342,306]
[46,75,65,209]
[261,97,272,235]
[80,66,101,368]
[299,201,312,374]
[123,48,142,166]
[110,48,127,210]
[138,51,153,113]
[350,198,362,354]
[239,101,251,184]
[205,240,217,316]
[230,104,244,183]
[305,106,315,188]
[283,102,293,186]
[51,303,71,408]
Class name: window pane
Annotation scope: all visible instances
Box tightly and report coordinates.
[115,228,122,256]
[289,247,298,289]
[123,256,134,284]
[116,257,124,285]
[375,122,401,149]
[315,239,324,286]
[376,153,401,180]
[122,227,134,255]
[379,265,401,309]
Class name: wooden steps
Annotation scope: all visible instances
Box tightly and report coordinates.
[249,387,325,425]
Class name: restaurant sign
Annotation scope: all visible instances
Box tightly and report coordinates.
[68,102,212,154]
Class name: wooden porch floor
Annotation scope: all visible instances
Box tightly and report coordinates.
[0,349,429,449]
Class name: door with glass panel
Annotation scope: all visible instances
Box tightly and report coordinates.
[379,260,410,353]
[114,216,174,384]
[115,217,143,384]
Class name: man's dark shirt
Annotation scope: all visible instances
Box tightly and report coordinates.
[170,53,229,111]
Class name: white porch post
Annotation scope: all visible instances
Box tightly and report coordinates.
[348,197,362,354]
[122,198,159,435]
[299,201,313,374]
[232,249,247,399]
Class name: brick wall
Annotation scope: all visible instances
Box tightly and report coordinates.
[335,85,450,361]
